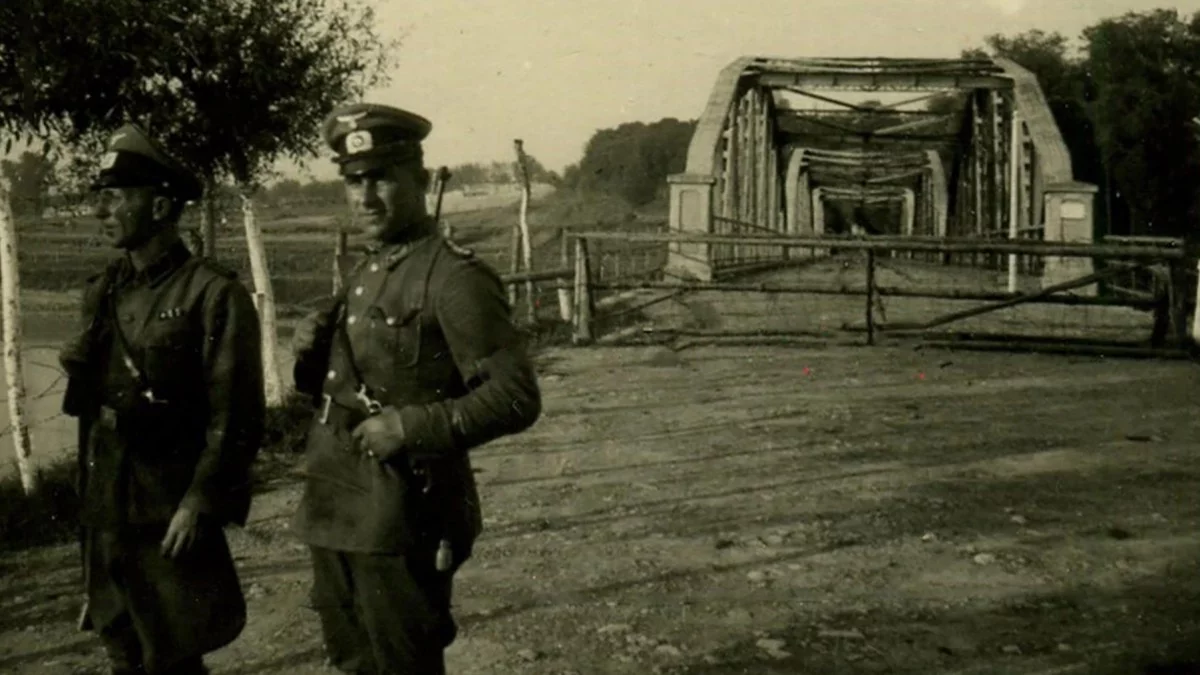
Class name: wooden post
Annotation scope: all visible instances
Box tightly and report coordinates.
[865,249,876,346]
[1191,255,1200,346]
[333,228,348,295]
[556,228,573,323]
[241,191,282,407]
[0,185,36,494]
[507,218,520,309]
[573,236,593,344]
[1007,103,1021,293]
[201,179,218,259]
[1168,261,1190,346]
[513,140,536,324]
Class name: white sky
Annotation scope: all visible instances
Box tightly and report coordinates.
[11,0,1200,183]
[278,0,1197,181]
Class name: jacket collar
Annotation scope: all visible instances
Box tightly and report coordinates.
[121,239,192,288]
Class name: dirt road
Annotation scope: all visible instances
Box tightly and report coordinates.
[2,343,1199,674]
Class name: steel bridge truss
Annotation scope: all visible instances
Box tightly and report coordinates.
[666,56,1096,290]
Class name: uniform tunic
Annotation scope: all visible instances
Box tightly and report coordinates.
[62,241,265,671]
[292,231,542,557]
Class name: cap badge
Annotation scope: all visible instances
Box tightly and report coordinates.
[99,152,119,170]
[346,129,373,154]
[337,111,370,131]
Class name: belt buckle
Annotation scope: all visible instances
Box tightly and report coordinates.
[319,393,333,425]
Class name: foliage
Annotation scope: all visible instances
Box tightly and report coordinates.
[0,151,55,216]
[0,0,395,192]
[445,156,558,190]
[563,118,696,206]
[1083,9,1200,237]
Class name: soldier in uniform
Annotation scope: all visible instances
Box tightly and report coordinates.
[59,124,266,675]
[290,103,542,674]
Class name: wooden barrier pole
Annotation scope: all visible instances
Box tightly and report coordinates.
[556,229,573,322]
[513,141,536,324]
[573,236,593,344]
[865,250,876,346]
[570,230,1189,260]
[884,266,1131,333]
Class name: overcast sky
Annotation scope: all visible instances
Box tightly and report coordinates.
[12,1,1197,184]
[276,0,1197,182]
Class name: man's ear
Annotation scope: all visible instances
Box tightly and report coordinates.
[151,194,176,222]
[418,167,432,192]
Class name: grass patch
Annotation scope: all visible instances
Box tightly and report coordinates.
[0,459,80,553]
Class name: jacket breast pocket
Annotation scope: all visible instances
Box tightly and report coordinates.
[366,305,421,369]
[141,319,202,402]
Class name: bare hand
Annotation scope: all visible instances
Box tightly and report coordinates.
[161,507,202,558]
[291,310,327,357]
[351,412,405,461]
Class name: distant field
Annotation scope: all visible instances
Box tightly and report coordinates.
[13,186,654,338]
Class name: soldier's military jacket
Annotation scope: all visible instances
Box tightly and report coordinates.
[292,229,542,557]
[62,240,266,529]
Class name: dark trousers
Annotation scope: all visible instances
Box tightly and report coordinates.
[309,546,457,675]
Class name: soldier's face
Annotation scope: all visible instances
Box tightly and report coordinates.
[343,163,427,243]
[94,187,173,250]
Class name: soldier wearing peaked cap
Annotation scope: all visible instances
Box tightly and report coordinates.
[59,124,265,675]
[290,102,542,674]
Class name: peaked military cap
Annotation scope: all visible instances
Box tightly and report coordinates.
[90,124,203,202]
[323,102,432,176]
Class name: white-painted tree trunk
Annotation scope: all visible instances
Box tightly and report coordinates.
[241,191,282,407]
[0,182,37,494]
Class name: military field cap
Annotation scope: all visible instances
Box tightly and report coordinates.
[90,124,203,202]
[323,102,431,176]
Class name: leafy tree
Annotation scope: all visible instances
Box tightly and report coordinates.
[1,0,395,255]
[568,118,696,206]
[1083,9,1200,237]
[0,151,54,216]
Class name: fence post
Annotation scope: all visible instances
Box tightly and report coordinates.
[513,140,536,325]
[556,228,573,323]
[1191,253,1200,347]
[1168,260,1190,346]
[865,249,876,346]
[573,235,593,344]
[333,229,348,295]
